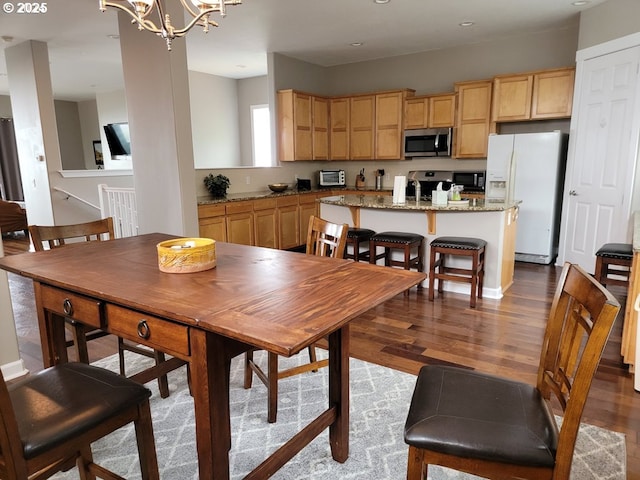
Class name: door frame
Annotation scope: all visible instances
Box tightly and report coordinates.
[557,32,640,268]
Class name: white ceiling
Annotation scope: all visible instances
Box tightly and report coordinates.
[0,0,606,102]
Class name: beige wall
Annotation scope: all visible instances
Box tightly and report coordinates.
[578,0,640,50]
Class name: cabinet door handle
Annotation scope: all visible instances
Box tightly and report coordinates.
[137,319,151,339]
[62,298,73,316]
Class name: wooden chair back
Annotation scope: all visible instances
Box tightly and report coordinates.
[536,262,620,478]
[305,216,348,259]
[29,217,115,251]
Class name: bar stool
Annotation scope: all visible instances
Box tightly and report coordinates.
[429,236,486,308]
[594,243,633,288]
[346,227,375,262]
[369,232,425,288]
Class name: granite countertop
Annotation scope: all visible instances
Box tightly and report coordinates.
[197,186,393,205]
[320,194,519,212]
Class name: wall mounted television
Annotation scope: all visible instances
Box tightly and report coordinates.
[103,122,131,157]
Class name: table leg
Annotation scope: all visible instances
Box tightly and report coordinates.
[328,324,350,462]
[34,282,68,367]
[190,329,250,480]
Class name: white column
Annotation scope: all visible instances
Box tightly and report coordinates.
[4,40,57,226]
[117,3,198,237]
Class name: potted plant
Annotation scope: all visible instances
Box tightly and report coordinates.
[204,174,231,198]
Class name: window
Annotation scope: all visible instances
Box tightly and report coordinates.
[251,105,272,167]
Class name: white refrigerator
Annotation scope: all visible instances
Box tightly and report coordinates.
[486,131,568,264]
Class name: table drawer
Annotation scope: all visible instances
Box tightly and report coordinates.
[40,285,103,329]
[106,304,190,356]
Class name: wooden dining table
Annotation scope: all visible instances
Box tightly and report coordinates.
[0,233,425,479]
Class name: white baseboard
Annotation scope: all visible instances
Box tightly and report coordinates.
[1,359,29,381]
[437,281,503,300]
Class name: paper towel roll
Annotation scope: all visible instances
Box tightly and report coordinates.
[393,176,406,204]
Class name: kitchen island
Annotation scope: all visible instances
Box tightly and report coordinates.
[320,195,520,298]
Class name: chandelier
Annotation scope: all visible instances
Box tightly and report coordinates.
[99,0,242,51]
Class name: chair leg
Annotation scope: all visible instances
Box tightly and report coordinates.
[407,445,426,480]
[134,400,160,480]
[428,248,437,301]
[76,445,96,480]
[153,350,170,399]
[244,351,254,389]
[267,353,279,423]
[118,337,127,376]
[69,321,90,364]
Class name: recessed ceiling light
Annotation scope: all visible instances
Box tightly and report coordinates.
[374,0,390,4]
[571,1,589,5]
[350,42,363,47]
[459,21,475,27]
[107,34,120,40]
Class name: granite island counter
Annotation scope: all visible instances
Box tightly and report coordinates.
[319,195,520,298]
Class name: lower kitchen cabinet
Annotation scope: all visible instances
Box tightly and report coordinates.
[226,201,254,246]
[277,196,300,250]
[197,204,227,242]
[253,198,278,249]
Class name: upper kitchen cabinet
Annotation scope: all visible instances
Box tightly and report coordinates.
[454,80,493,159]
[405,93,456,130]
[278,90,329,161]
[531,67,575,119]
[349,94,376,160]
[376,90,414,160]
[330,97,350,160]
[429,93,456,128]
[492,67,575,122]
[312,96,330,160]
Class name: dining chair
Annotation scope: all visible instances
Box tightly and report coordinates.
[403,262,620,480]
[29,218,175,399]
[244,215,348,422]
[0,361,159,480]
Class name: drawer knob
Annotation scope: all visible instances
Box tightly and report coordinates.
[137,319,151,339]
[62,298,73,316]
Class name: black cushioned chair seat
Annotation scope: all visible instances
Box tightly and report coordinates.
[371,231,424,244]
[430,236,487,250]
[595,243,633,259]
[347,228,375,239]
[9,362,152,459]
[404,365,558,468]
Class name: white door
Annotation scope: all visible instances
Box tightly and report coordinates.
[558,45,640,273]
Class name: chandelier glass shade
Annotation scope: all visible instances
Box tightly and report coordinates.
[99,0,242,50]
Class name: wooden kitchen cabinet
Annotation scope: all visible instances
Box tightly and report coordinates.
[454,79,493,159]
[404,97,429,130]
[312,96,330,160]
[253,198,278,249]
[277,196,300,250]
[277,90,313,161]
[376,90,410,160]
[198,204,227,242]
[492,67,575,122]
[350,94,376,160]
[531,67,575,119]
[330,97,350,160]
[429,93,456,128]
[404,93,455,130]
[226,201,254,246]
[298,193,319,239]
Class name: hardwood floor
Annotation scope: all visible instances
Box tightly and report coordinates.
[4,231,639,478]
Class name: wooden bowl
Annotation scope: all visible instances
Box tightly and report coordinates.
[268,183,289,192]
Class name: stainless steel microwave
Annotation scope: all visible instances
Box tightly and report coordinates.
[404,128,452,158]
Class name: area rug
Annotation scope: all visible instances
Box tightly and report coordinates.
[51,351,626,480]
